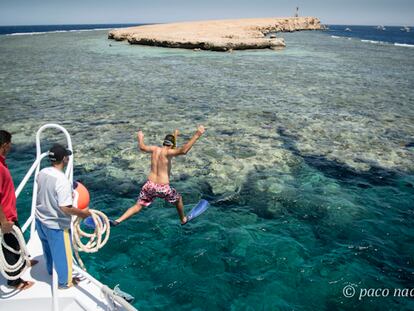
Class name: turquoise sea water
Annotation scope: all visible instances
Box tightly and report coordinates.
[1,28,414,310]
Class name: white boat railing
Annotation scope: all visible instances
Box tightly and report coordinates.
[15,123,137,311]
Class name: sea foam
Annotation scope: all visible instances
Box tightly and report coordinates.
[394,42,414,47]
[5,28,111,36]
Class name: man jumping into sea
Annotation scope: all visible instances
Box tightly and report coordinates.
[112,125,205,226]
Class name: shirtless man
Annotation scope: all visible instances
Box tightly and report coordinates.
[113,125,205,226]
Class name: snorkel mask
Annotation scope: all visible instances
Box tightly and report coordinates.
[163,134,176,148]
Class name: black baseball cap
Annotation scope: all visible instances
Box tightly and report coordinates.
[48,144,72,162]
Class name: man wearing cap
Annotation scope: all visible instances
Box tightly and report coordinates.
[35,143,90,289]
[0,130,37,290]
[113,125,205,225]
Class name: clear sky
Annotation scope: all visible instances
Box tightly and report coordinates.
[0,0,412,26]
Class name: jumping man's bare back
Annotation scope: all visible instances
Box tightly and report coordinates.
[147,147,172,185]
[114,126,205,225]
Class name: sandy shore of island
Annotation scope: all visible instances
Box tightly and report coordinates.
[108,17,321,51]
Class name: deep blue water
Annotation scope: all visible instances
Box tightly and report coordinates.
[327,25,414,46]
[0,23,145,35]
[1,23,413,46]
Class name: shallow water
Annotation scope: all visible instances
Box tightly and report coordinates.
[1,29,414,310]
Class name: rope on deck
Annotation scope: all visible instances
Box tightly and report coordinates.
[0,225,30,280]
[72,210,110,270]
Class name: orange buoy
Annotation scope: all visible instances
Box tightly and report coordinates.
[73,181,90,209]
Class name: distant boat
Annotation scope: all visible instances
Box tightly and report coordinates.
[376,25,386,31]
[400,26,410,32]
[345,27,352,32]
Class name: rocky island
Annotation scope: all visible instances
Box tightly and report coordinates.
[108,17,321,51]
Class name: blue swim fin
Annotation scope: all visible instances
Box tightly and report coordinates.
[185,199,210,224]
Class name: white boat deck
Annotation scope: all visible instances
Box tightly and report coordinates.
[1,230,124,311]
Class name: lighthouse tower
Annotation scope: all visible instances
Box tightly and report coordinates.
[294,6,299,17]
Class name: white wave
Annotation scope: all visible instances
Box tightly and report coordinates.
[394,43,414,48]
[358,40,414,48]
[6,31,48,36]
[330,35,352,40]
[5,28,111,36]
[69,28,111,32]
[361,39,386,45]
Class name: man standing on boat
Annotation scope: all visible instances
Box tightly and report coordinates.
[0,130,37,290]
[113,125,206,226]
[35,144,90,288]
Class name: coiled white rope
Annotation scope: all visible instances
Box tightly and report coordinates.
[73,209,110,270]
[0,225,30,280]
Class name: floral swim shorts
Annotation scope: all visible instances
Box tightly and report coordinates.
[137,180,181,207]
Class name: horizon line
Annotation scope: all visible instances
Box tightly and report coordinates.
[0,18,412,28]
[0,22,412,28]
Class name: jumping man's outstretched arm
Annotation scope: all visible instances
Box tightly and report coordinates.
[168,125,205,157]
[137,131,155,153]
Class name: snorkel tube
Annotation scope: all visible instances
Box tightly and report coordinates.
[172,135,176,149]
[173,129,178,149]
